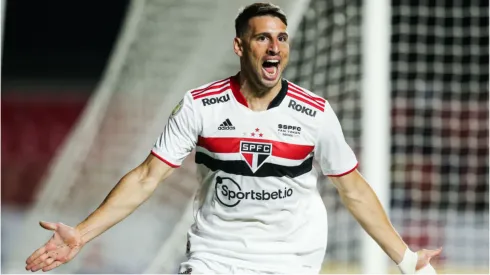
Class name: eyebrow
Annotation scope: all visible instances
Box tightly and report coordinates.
[253,32,289,38]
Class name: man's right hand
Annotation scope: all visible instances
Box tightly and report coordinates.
[24,153,174,272]
[25,221,84,272]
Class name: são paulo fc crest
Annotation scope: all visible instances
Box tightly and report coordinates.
[240,141,272,173]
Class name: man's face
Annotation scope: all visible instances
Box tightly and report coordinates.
[235,16,290,89]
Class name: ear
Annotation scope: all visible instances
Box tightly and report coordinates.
[233,37,244,57]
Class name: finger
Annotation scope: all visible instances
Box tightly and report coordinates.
[32,262,47,272]
[39,221,58,231]
[46,249,70,263]
[427,247,443,259]
[35,256,55,272]
[31,260,46,272]
[29,251,60,271]
[26,246,47,264]
[26,253,48,270]
[42,260,62,272]
[44,257,55,267]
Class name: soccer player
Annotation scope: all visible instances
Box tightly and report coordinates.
[25,3,441,274]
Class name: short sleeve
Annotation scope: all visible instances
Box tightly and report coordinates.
[151,93,200,167]
[314,101,358,176]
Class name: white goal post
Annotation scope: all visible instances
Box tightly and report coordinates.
[361,0,391,273]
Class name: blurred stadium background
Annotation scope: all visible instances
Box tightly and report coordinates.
[1,0,488,274]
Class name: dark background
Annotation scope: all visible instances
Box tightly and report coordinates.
[3,0,129,84]
[2,0,129,205]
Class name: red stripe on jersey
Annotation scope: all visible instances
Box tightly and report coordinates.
[192,81,230,98]
[288,82,326,103]
[288,85,326,106]
[151,150,180,168]
[287,92,325,112]
[193,86,230,100]
[191,79,229,96]
[197,136,314,160]
[230,74,249,107]
[327,163,358,177]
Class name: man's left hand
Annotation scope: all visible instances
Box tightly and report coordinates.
[416,247,442,272]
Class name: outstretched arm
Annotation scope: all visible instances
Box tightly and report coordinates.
[329,170,406,263]
[25,153,174,272]
[329,170,441,273]
[75,153,174,243]
[314,101,441,273]
[27,93,199,272]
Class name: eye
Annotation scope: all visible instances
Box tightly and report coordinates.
[257,35,267,41]
[278,35,288,42]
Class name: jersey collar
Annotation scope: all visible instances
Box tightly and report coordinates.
[230,73,288,110]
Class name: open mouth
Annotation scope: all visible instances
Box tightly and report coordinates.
[261,60,280,80]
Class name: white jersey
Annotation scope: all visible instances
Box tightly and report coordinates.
[152,74,358,273]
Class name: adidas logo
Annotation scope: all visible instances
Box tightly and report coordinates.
[218,119,235,130]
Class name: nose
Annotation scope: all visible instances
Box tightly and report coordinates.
[267,39,280,55]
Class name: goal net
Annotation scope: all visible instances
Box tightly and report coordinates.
[389,0,488,272]
[285,0,488,273]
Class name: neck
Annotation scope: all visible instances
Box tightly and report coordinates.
[238,71,282,111]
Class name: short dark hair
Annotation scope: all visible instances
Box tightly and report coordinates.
[235,3,288,37]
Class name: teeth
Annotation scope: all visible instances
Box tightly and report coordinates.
[266,60,279,63]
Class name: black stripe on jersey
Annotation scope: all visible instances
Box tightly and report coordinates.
[195,152,313,178]
[225,118,232,126]
[267,79,288,109]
